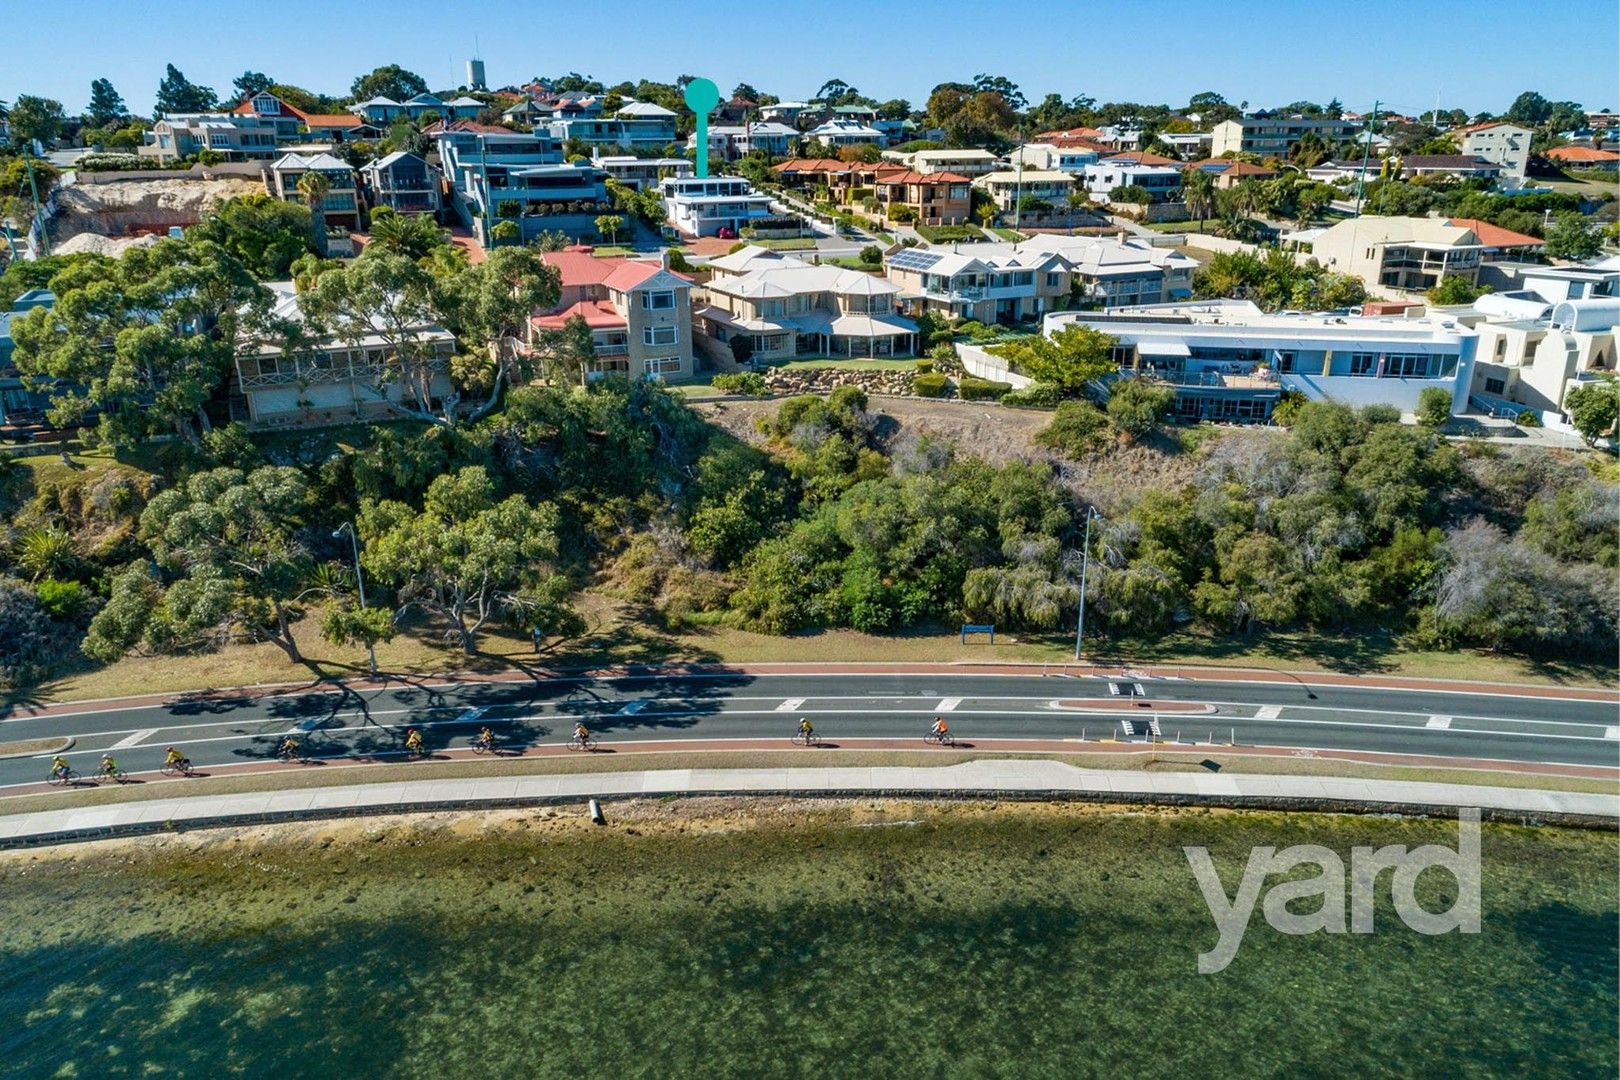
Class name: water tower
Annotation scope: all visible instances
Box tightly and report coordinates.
[466,59,486,90]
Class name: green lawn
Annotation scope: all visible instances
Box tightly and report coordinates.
[1144,220,1207,233]
[748,237,818,251]
[987,227,1026,241]
[589,245,637,257]
[823,256,886,270]
[914,224,984,243]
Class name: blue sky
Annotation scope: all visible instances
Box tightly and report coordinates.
[6,0,1617,118]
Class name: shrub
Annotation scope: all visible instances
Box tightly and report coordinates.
[958,376,1012,401]
[859,244,883,265]
[712,372,766,395]
[1416,387,1452,427]
[912,372,951,398]
[1360,403,1402,425]
[34,577,90,620]
[886,205,918,223]
[1037,400,1112,456]
[1515,409,1541,428]
[1106,378,1176,436]
[915,358,934,374]
[1001,382,1062,408]
[1271,388,1308,425]
[666,247,693,272]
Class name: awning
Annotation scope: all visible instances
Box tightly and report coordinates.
[1136,340,1191,358]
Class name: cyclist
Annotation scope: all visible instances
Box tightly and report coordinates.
[405,727,425,755]
[51,756,72,781]
[572,722,591,747]
[165,746,190,770]
[798,717,814,741]
[477,726,495,751]
[99,754,119,778]
[930,716,949,738]
[278,736,301,760]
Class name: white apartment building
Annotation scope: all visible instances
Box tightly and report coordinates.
[804,119,886,147]
[1045,300,1477,421]
[142,114,281,162]
[973,170,1077,212]
[659,175,776,238]
[1456,122,1532,181]
[891,148,1003,178]
[1209,116,1360,158]
[1082,160,1183,203]
[1005,143,1101,173]
[687,122,797,160]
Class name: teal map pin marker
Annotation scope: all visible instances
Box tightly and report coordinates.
[683,78,721,178]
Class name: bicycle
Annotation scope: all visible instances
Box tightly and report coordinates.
[568,733,595,752]
[470,734,495,755]
[791,729,821,746]
[924,728,955,747]
[48,767,78,786]
[98,764,130,785]
[160,758,196,777]
[276,741,306,763]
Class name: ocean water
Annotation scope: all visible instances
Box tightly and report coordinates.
[0,805,1614,1078]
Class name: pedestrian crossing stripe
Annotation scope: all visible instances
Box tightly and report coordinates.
[774,699,805,712]
[1255,706,1282,720]
[1426,716,1452,729]
[936,698,961,711]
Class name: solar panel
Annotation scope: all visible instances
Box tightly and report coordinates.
[887,250,943,272]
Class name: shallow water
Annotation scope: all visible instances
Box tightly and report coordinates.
[1,806,1614,1078]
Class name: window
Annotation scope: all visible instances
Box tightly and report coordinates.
[1047,272,1061,288]
[642,290,675,310]
[1485,377,1506,394]
[1495,339,1507,359]
[643,325,679,347]
[646,356,683,374]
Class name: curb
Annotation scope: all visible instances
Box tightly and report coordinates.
[0,737,73,761]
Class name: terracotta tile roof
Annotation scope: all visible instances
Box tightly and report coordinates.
[531,299,626,331]
[303,114,366,128]
[773,157,853,174]
[874,170,971,185]
[422,119,509,136]
[1185,159,1276,176]
[1038,126,1104,140]
[1104,151,1181,167]
[1545,145,1620,162]
[232,94,307,121]
[1042,135,1110,152]
[541,248,692,291]
[1455,121,1519,136]
[1445,218,1545,248]
[601,260,688,291]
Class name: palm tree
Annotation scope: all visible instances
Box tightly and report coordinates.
[296,170,330,256]
[1182,167,1217,228]
[367,211,447,260]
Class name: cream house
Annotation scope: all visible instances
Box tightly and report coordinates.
[530,247,695,381]
[1310,216,1482,292]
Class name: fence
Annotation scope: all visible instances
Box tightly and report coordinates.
[956,342,1034,388]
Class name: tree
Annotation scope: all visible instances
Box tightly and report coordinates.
[365,207,448,259]
[972,74,1027,111]
[8,96,66,147]
[1505,91,1552,126]
[1182,166,1217,226]
[85,79,127,127]
[435,246,562,419]
[11,238,268,444]
[594,213,625,244]
[1543,215,1601,261]
[1106,378,1175,436]
[1564,380,1619,446]
[359,466,575,654]
[989,325,1118,395]
[534,312,598,386]
[1411,387,1452,429]
[350,65,429,103]
[1426,275,1489,305]
[83,467,314,663]
[155,64,218,114]
[295,170,330,253]
[731,83,760,103]
[187,194,317,279]
[232,71,275,100]
[975,201,997,227]
[489,220,519,245]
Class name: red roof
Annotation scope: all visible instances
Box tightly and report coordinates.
[1186,158,1276,176]
[531,299,626,331]
[773,157,853,174]
[303,114,365,128]
[232,94,308,121]
[1038,126,1104,140]
[540,247,691,291]
[422,119,509,135]
[1042,135,1110,152]
[874,170,970,185]
[1445,218,1545,248]
[1545,145,1620,162]
[1104,151,1181,167]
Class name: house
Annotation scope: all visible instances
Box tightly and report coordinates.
[233,281,458,429]
[1158,131,1214,157]
[900,148,1002,178]
[759,101,813,127]
[141,114,281,162]
[1443,218,1543,261]
[1310,216,1482,291]
[616,101,678,122]
[884,244,1074,325]
[1024,233,1196,308]
[1208,116,1360,158]
[529,247,696,381]
[593,155,692,191]
[1462,277,1617,418]
[1391,154,1503,180]
[303,114,377,144]
[1101,150,1181,168]
[0,289,57,429]
[804,119,886,147]
[350,96,406,125]
[436,128,609,243]
[1306,159,1381,184]
[549,116,678,150]
[268,152,362,230]
[1005,143,1100,173]
[695,246,917,360]
[1455,122,1532,180]
[1037,126,1106,142]
[503,99,546,126]
[688,122,797,160]
[659,175,775,238]
[973,170,1077,214]
[231,92,308,142]
[1083,160,1182,203]
[1045,299,1477,421]
[1545,145,1620,170]
[871,170,972,226]
[443,96,488,121]
[771,158,853,188]
[360,152,442,216]
[1184,158,1277,188]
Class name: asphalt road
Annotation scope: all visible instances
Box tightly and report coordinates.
[4,672,1617,789]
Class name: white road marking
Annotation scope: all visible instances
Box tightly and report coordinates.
[1120,719,1136,737]
[775,699,805,712]
[617,700,652,715]
[1606,727,1619,741]
[1108,682,1121,696]
[109,729,157,749]
[1255,706,1282,720]
[1134,683,1147,697]
[1427,716,1452,729]
[936,698,961,712]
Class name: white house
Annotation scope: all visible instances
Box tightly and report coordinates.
[1456,122,1532,181]
[1082,160,1182,203]
[805,119,886,147]
[659,175,776,238]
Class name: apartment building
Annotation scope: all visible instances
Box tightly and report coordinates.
[1045,299,1476,421]
[142,114,281,162]
[1310,216,1482,291]
[233,281,458,429]
[548,116,678,150]
[594,155,692,190]
[1455,122,1532,180]
[659,175,775,238]
[1082,159,1182,203]
[1208,116,1359,158]
[973,170,1077,213]
[267,152,362,230]
[529,247,695,381]
[360,152,442,216]
[895,148,1002,178]
[695,246,917,360]
[436,129,609,243]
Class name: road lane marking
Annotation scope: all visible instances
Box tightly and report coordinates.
[1255,706,1282,720]
[1427,716,1452,729]
[775,699,805,712]
[1606,727,1619,741]
[109,729,157,749]
[936,698,961,711]
[617,700,652,716]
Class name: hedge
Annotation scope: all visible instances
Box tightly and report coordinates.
[958,376,1012,401]
[1000,382,1062,408]
[912,372,951,398]
[712,372,767,395]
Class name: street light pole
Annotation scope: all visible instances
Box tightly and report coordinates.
[334,521,376,676]
[1073,507,1099,661]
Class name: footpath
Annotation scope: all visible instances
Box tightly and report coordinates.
[2,759,1613,848]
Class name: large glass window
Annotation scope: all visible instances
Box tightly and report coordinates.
[643,325,679,347]
[642,291,675,310]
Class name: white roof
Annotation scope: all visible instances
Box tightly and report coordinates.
[405,93,445,105]
[976,170,1076,185]
[705,252,902,302]
[353,96,402,107]
[365,150,429,171]
[1319,216,1480,248]
[445,96,485,107]
[618,101,676,118]
[806,120,884,138]
[272,152,352,171]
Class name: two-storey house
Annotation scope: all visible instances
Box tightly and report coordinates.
[269,152,362,230]
[660,175,775,238]
[529,247,696,381]
[360,152,443,216]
